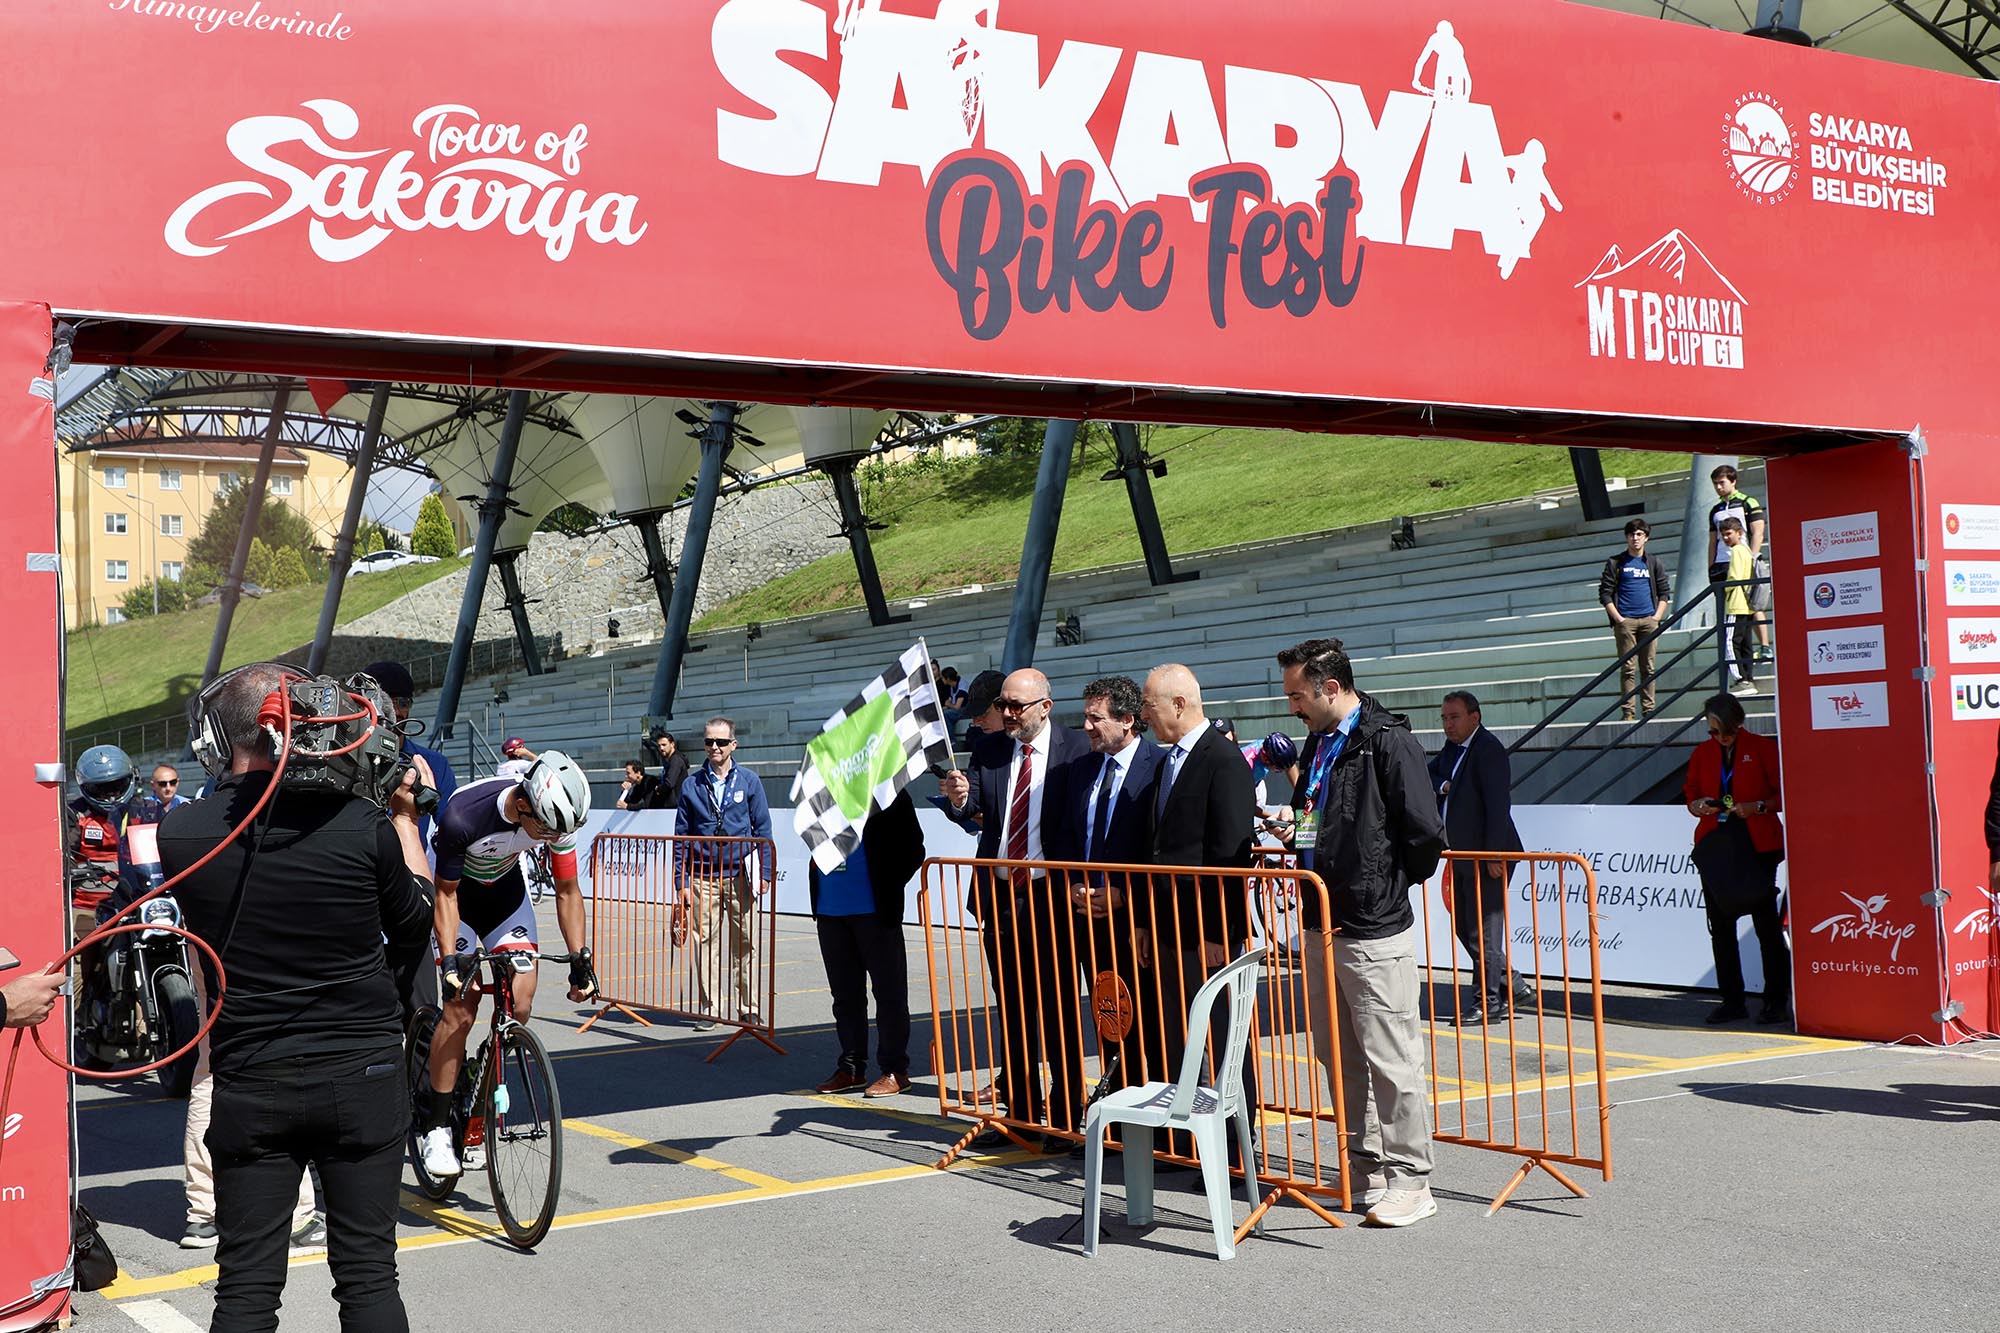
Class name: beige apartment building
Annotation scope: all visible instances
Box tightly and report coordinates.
[58,441,353,629]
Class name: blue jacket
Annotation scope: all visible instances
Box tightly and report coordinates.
[404,738,457,852]
[676,761,774,878]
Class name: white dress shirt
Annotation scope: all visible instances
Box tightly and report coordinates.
[1084,735,1143,855]
[997,732,1052,864]
[1158,719,1210,807]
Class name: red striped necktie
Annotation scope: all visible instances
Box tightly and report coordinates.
[1005,742,1034,890]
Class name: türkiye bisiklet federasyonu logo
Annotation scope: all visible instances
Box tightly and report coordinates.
[714,5,1562,340]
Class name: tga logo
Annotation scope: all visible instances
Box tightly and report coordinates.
[1724,92,1797,204]
[1813,581,1837,608]
[1810,892,1916,960]
[1830,692,1867,715]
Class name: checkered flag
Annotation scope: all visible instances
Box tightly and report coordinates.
[790,641,953,873]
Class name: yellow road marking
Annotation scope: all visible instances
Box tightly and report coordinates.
[561,1117,790,1188]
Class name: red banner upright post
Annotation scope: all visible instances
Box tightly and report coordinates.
[0,303,71,1331]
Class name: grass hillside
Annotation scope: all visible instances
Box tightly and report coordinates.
[698,429,1687,629]
[66,558,466,739]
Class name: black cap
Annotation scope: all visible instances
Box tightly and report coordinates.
[961,670,1006,718]
[362,660,415,700]
[1210,715,1235,739]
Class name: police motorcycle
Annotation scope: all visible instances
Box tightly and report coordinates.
[68,744,203,1098]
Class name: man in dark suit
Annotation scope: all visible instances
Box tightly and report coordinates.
[1061,675,1166,1095]
[1139,664,1256,1151]
[939,667,1091,1146]
[1429,690,1530,1025]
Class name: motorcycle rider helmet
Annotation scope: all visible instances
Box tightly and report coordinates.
[1260,731,1300,770]
[518,749,591,836]
[77,744,137,812]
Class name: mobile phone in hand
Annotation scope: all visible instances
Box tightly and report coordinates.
[0,946,20,973]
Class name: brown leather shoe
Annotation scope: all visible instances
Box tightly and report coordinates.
[814,1069,866,1094]
[864,1071,912,1098]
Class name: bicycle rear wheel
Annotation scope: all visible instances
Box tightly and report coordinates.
[486,1019,563,1247]
[404,1006,456,1202]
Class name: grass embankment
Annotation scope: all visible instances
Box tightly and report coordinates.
[698,428,1686,629]
[65,558,467,738]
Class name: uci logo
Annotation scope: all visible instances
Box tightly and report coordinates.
[1813,582,1837,608]
[1954,682,2000,714]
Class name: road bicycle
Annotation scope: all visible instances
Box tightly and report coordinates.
[524,844,552,906]
[405,948,569,1248]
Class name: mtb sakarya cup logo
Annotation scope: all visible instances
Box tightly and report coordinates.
[715,4,1562,339]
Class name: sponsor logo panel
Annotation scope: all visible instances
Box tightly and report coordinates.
[1808,680,1889,730]
[1945,561,2000,607]
[1725,92,1950,220]
[1949,673,2000,721]
[1805,624,1885,676]
[1802,567,1881,620]
[1799,510,1879,566]
[1946,617,2000,664]
[1941,503,2000,550]
[1577,231,1745,370]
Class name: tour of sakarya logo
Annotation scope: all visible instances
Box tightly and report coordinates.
[1811,891,1917,960]
[1576,230,1746,369]
[1724,92,1797,204]
[165,100,647,263]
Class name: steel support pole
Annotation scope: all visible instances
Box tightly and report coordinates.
[1568,447,1644,523]
[432,390,529,740]
[648,402,737,718]
[631,512,675,628]
[1109,422,1192,587]
[1002,418,1080,673]
[306,382,389,675]
[202,383,292,686]
[1677,454,1734,632]
[823,456,907,627]
[492,549,543,676]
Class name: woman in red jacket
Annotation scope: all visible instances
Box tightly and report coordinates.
[1683,692,1790,1026]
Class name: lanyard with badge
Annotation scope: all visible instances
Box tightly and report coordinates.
[1715,746,1736,822]
[1295,732,1342,851]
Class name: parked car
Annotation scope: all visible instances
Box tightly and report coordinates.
[193,582,266,607]
[347,550,440,578]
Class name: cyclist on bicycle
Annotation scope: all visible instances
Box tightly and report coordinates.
[417,750,598,1177]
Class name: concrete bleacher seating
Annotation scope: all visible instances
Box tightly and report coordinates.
[418,463,1773,807]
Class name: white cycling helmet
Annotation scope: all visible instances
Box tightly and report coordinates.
[519,749,591,836]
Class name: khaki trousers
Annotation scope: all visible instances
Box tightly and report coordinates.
[1613,615,1660,715]
[689,871,757,1019]
[1301,924,1434,1184]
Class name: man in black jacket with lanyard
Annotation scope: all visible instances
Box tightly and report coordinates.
[939,667,1090,1147]
[160,662,435,1332]
[1276,638,1445,1229]
[809,791,925,1099]
[1429,690,1529,1025]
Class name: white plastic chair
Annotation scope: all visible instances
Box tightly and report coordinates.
[1081,947,1265,1260]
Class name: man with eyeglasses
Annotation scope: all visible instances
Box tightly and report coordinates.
[939,668,1089,1147]
[147,765,190,811]
[675,717,774,1030]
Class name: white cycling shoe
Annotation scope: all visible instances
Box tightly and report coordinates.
[418,1127,461,1178]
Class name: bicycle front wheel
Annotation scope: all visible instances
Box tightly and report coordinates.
[486,1019,563,1248]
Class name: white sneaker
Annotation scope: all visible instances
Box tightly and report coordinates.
[418,1126,461,1178]
[1364,1184,1438,1228]
[1360,1172,1389,1210]
[1730,678,1759,697]
[460,1142,487,1172]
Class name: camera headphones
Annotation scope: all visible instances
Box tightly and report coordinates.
[188,661,409,807]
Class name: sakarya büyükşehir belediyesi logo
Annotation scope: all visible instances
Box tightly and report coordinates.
[1725,92,1797,204]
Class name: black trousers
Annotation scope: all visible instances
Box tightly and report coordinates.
[1076,900,1158,1094]
[1708,871,1790,1005]
[1450,861,1519,1003]
[208,1045,408,1333]
[978,879,1083,1133]
[816,913,911,1077]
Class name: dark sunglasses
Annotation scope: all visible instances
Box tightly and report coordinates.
[998,696,1048,713]
[703,737,734,748]
[154,779,179,788]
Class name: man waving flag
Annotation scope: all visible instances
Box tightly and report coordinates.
[792,642,953,872]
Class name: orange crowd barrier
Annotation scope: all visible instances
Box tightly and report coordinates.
[919,855,1352,1236]
[1416,849,1612,1212]
[583,833,785,1062]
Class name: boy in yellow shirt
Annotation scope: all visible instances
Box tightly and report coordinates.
[1720,518,1758,696]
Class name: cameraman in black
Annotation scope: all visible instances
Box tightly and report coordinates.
[159,663,434,1332]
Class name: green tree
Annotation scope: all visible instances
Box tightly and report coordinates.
[357,524,385,557]
[188,482,318,572]
[245,537,275,588]
[410,493,458,559]
[269,546,309,590]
